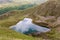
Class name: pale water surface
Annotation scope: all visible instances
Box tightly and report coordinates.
[10,18,50,35]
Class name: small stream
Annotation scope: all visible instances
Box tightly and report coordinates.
[9,18,51,35]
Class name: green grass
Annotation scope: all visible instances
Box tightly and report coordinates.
[0,6,60,40]
[0,10,35,40]
[0,27,36,40]
[0,10,44,40]
[0,4,35,15]
[45,28,60,40]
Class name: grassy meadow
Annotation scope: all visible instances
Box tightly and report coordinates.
[0,10,60,40]
[0,0,60,40]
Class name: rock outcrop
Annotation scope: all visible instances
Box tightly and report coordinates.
[32,0,60,28]
[35,0,60,17]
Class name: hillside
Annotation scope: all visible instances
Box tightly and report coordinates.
[0,0,60,40]
[0,27,35,40]
[21,0,60,18]
[0,4,35,15]
[35,0,60,17]
[0,10,38,40]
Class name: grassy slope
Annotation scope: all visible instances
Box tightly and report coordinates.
[0,9,60,40]
[0,10,37,40]
[0,27,35,40]
[0,4,35,15]
[0,10,44,40]
[0,0,60,39]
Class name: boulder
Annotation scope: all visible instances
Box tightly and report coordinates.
[33,16,56,28]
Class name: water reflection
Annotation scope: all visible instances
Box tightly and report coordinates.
[10,18,50,35]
